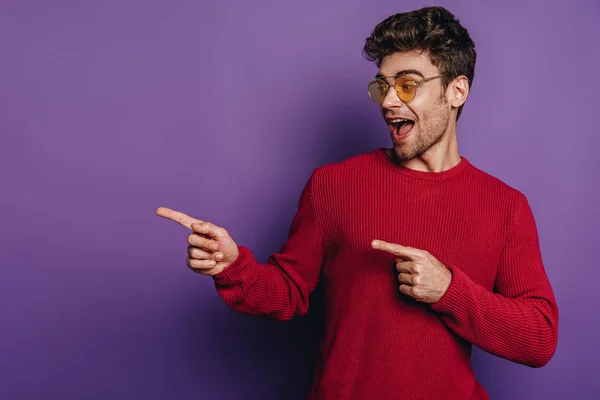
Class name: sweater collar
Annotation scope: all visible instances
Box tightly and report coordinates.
[375,148,471,181]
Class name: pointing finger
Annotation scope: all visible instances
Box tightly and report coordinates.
[372,240,423,260]
[156,207,203,230]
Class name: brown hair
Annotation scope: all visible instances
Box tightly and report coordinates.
[363,6,476,120]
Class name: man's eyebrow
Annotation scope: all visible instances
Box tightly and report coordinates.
[375,69,425,79]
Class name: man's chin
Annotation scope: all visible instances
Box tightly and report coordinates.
[389,145,419,162]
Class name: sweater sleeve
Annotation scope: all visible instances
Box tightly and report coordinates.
[429,194,559,367]
[211,171,325,321]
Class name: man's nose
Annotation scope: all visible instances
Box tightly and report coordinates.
[381,86,405,109]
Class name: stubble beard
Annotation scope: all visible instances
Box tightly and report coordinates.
[393,96,450,161]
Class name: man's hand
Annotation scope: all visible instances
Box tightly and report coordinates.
[371,240,452,303]
[156,207,239,276]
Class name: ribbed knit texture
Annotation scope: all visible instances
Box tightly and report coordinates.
[212,148,559,400]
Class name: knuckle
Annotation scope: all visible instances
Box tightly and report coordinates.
[412,264,421,274]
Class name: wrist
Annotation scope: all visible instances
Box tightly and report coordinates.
[436,268,453,302]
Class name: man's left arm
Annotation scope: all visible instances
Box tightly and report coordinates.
[372,194,559,368]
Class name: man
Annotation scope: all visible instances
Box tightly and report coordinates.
[157,6,558,399]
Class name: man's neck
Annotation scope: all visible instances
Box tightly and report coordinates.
[387,129,461,173]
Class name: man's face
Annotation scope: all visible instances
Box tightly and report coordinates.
[376,51,452,161]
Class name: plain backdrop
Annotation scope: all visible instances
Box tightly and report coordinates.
[1,0,599,399]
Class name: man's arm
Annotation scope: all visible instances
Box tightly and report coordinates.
[372,193,558,367]
[211,171,326,321]
[428,193,559,367]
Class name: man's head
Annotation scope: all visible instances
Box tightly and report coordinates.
[363,6,476,161]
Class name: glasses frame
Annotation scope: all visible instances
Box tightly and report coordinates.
[367,74,446,103]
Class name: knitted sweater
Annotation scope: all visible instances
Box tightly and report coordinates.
[212,148,559,400]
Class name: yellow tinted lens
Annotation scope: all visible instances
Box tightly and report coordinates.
[395,77,417,102]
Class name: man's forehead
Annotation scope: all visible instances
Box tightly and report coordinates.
[378,51,436,76]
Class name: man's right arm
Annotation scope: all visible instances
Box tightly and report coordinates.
[211,171,326,321]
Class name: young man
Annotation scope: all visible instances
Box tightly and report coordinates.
[157,6,558,399]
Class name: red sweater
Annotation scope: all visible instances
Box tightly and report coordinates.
[212,148,559,400]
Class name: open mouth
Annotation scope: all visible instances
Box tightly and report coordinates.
[389,118,415,139]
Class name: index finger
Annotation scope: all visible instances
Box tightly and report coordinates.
[371,240,422,260]
[156,206,203,230]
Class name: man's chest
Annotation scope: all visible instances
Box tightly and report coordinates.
[325,186,507,291]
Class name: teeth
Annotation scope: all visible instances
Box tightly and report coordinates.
[390,119,408,123]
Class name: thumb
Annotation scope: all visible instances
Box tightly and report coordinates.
[191,221,231,241]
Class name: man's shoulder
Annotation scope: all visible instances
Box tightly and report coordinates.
[302,150,379,198]
[311,149,380,178]
[466,161,528,206]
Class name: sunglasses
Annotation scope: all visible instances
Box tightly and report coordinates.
[367,75,445,103]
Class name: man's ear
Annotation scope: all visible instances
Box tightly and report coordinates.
[449,75,469,108]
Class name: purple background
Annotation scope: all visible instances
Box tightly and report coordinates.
[1,0,599,399]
